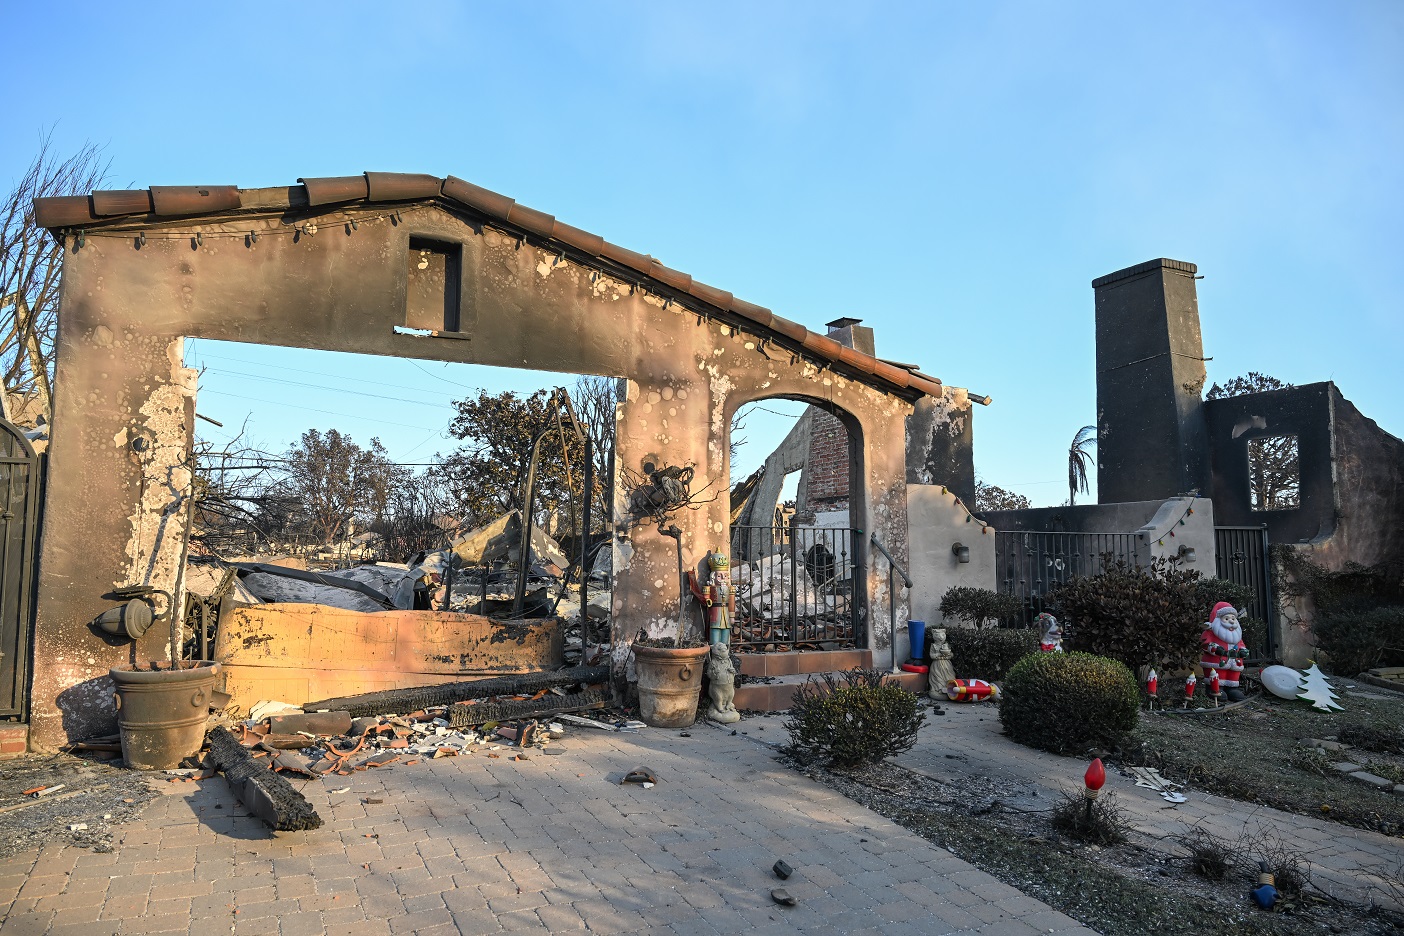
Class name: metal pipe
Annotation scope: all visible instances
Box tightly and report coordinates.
[513,431,549,616]
[869,533,912,674]
[579,439,593,639]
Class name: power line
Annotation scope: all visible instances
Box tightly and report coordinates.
[199,367,456,408]
[198,390,438,431]
[189,349,460,396]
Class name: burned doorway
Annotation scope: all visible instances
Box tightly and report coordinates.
[727,398,865,651]
[182,339,618,701]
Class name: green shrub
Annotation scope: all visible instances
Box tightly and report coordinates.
[1313,606,1404,675]
[999,652,1141,755]
[938,586,1024,629]
[948,627,1040,681]
[1051,558,1203,672]
[783,669,926,767]
[1194,578,1255,616]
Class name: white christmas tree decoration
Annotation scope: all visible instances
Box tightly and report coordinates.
[1296,663,1344,712]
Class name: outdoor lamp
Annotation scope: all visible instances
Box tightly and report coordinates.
[951,543,970,563]
[1177,544,1197,562]
[95,599,155,640]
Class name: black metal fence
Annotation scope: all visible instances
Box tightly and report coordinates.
[730,523,861,651]
[994,531,1141,622]
[1214,525,1276,660]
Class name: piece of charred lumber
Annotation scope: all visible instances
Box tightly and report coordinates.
[207,727,323,831]
[302,665,611,717]
[446,684,609,728]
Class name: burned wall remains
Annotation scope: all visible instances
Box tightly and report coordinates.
[30,189,922,748]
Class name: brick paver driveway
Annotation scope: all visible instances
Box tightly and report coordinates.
[0,725,1095,935]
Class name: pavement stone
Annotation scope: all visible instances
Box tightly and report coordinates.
[744,700,1404,913]
[0,720,1111,934]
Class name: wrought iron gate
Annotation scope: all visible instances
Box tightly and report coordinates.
[0,419,40,719]
[1214,525,1276,659]
[995,531,1140,621]
[730,522,861,650]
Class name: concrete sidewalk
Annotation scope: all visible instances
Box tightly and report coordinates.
[0,725,1096,936]
[744,702,1404,911]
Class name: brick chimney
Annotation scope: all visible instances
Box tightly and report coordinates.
[1093,258,1211,503]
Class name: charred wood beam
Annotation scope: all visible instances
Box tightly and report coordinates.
[207,727,323,832]
[303,665,610,718]
[446,684,609,728]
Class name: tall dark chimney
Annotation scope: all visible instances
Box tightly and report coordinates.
[1093,258,1210,504]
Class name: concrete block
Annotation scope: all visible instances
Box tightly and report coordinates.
[1349,771,1394,790]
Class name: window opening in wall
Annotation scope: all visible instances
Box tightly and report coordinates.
[181,339,619,666]
[1247,434,1300,511]
[406,237,462,333]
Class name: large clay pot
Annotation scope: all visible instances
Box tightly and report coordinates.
[633,643,710,728]
[109,660,221,770]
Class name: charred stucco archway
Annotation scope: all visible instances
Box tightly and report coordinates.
[720,385,911,656]
[29,176,939,749]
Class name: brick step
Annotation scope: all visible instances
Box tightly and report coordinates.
[735,649,874,677]
[0,723,29,759]
[734,670,927,713]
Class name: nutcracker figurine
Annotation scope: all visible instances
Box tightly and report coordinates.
[688,551,735,646]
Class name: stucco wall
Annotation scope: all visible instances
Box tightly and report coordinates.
[906,483,996,647]
[32,201,918,747]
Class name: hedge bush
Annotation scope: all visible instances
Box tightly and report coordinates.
[938,586,1024,629]
[947,627,1040,681]
[1050,557,1203,672]
[999,651,1141,755]
[1313,606,1404,675]
[783,669,926,767]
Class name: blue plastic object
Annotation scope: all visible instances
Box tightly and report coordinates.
[1251,883,1277,910]
[908,620,927,662]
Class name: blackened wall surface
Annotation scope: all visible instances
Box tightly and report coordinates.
[33,198,920,748]
[1094,259,1210,504]
[905,388,975,508]
[1328,389,1404,583]
[1204,382,1336,544]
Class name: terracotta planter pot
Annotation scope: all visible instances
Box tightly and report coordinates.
[632,643,710,728]
[109,661,221,770]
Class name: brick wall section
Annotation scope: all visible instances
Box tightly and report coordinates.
[0,724,28,758]
[805,409,850,510]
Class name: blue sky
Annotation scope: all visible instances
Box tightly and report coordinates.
[3,2,1400,505]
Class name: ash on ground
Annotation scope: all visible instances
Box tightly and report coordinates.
[0,754,156,859]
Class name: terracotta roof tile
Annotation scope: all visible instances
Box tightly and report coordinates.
[31,172,942,399]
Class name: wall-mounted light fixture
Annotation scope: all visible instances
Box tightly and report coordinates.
[1177,544,1197,562]
[952,543,970,564]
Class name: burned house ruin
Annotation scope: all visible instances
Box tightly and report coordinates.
[13,173,989,749]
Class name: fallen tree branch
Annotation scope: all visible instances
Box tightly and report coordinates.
[303,665,611,717]
[447,684,610,728]
[207,727,322,832]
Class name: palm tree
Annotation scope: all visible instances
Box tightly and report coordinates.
[1068,425,1097,506]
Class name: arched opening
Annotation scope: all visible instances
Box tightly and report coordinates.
[725,395,866,652]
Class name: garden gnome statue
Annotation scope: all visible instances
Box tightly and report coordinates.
[1201,602,1248,702]
[1036,613,1063,652]
[705,643,740,724]
[927,627,956,699]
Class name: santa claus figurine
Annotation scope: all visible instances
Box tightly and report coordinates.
[1201,602,1248,702]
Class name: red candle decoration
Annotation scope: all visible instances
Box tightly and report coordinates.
[1209,668,1221,696]
[1184,673,1197,698]
[1146,668,1158,696]
[1084,758,1106,794]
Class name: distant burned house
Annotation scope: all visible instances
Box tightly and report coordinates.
[982,258,1404,665]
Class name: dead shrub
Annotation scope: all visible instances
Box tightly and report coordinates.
[1174,821,1234,881]
[1049,788,1129,846]
[782,669,926,768]
[1243,824,1310,899]
[1338,721,1404,755]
